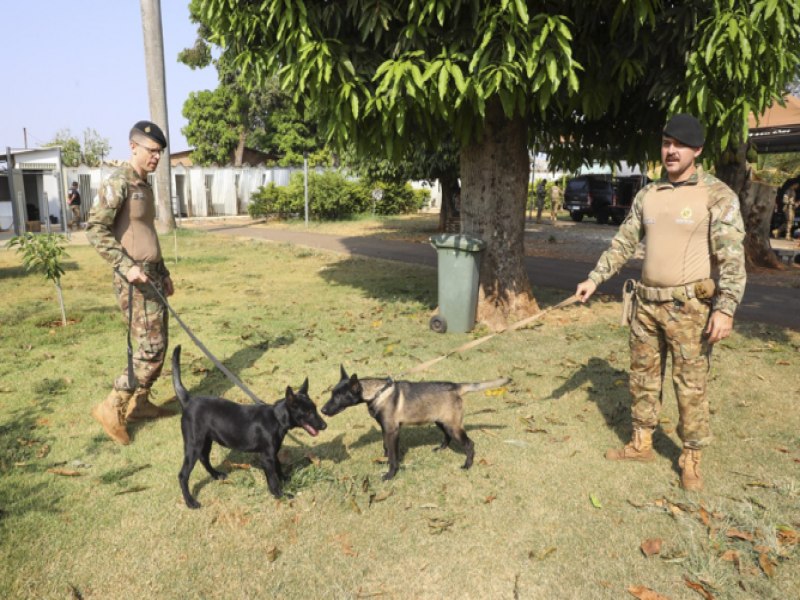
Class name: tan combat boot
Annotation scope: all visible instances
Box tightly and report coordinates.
[678,448,703,491]
[91,389,132,445]
[125,388,174,421]
[605,427,655,462]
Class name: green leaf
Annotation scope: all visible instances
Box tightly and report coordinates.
[438,65,450,100]
[350,93,359,118]
[589,493,602,509]
[514,0,529,24]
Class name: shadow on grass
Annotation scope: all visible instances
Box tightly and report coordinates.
[184,341,278,400]
[318,254,437,307]
[0,397,63,520]
[550,356,682,466]
[348,422,506,462]
[185,434,350,502]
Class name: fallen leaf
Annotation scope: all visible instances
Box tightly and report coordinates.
[223,461,251,470]
[589,493,603,509]
[368,489,392,506]
[775,360,790,365]
[47,468,81,477]
[640,538,662,557]
[478,458,493,466]
[726,528,753,542]
[720,550,740,562]
[484,494,496,504]
[484,387,507,396]
[427,516,454,534]
[775,447,790,453]
[266,545,279,562]
[528,546,557,561]
[699,506,711,527]
[684,576,715,600]
[333,534,358,557]
[758,553,776,578]
[777,528,799,546]
[627,584,672,600]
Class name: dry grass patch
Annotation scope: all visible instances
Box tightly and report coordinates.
[0,229,798,599]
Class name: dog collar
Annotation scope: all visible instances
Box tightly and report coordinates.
[365,377,394,403]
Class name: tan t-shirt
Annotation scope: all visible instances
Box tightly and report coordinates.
[112,176,161,263]
[641,182,711,287]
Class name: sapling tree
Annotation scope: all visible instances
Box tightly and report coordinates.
[7,233,69,326]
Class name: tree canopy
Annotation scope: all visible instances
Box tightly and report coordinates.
[179,24,326,166]
[193,0,800,166]
[194,0,800,324]
[45,128,111,167]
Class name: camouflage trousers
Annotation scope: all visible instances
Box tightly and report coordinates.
[629,297,712,449]
[112,271,169,392]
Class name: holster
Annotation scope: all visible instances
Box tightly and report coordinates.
[620,279,637,326]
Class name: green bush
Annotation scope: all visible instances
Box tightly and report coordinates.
[249,171,424,220]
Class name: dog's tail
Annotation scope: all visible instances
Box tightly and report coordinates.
[172,345,190,408]
[457,377,510,394]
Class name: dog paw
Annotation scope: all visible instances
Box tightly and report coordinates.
[186,499,201,509]
[213,472,228,481]
[382,471,396,481]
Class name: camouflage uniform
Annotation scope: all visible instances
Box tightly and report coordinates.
[588,166,746,449]
[550,184,563,224]
[535,182,546,223]
[86,163,170,393]
[784,187,796,241]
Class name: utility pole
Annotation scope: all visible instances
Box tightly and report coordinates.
[140,0,176,232]
[23,128,28,149]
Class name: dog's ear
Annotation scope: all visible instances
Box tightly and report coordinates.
[285,386,295,402]
[299,378,309,394]
[340,364,348,380]
[349,374,361,393]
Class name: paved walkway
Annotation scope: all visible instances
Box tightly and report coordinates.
[198,223,800,330]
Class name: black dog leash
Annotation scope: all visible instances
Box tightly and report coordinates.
[115,268,265,405]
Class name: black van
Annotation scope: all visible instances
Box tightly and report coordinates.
[564,174,648,225]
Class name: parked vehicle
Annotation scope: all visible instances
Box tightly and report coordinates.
[564,174,648,225]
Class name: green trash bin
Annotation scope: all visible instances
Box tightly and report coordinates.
[429,233,486,333]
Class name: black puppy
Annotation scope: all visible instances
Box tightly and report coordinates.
[172,345,327,509]
[322,366,509,480]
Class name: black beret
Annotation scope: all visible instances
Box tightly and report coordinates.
[129,120,168,148]
[662,113,704,147]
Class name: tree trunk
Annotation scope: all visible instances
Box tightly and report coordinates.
[742,181,782,269]
[460,99,538,330]
[140,0,176,233]
[234,128,246,167]
[437,175,459,233]
[714,143,779,268]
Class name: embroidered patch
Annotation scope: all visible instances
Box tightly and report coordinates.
[681,207,693,219]
[643,217,656,225]
[131,192,145,201]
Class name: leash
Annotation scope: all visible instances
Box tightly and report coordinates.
[399,293,580,376]
[116,268,266,405]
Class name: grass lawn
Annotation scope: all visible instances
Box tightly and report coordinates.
[1,229,798,599]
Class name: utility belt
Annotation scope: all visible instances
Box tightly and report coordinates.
[620,278,715,326]
[132,259,168,278]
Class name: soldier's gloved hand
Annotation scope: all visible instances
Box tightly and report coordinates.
[576,279,597,303]
[163,276,174,297]
[126,265,149,285]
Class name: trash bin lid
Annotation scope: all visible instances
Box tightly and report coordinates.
[429,233,486,251]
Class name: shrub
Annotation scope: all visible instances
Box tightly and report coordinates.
[249,171,425,220]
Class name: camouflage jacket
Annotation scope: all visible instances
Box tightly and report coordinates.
[85,162,170,278]
[588,167,746,316]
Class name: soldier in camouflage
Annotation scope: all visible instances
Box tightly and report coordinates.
[550,182,563,224]
[575,114,746,492]
[86,120,175,445]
